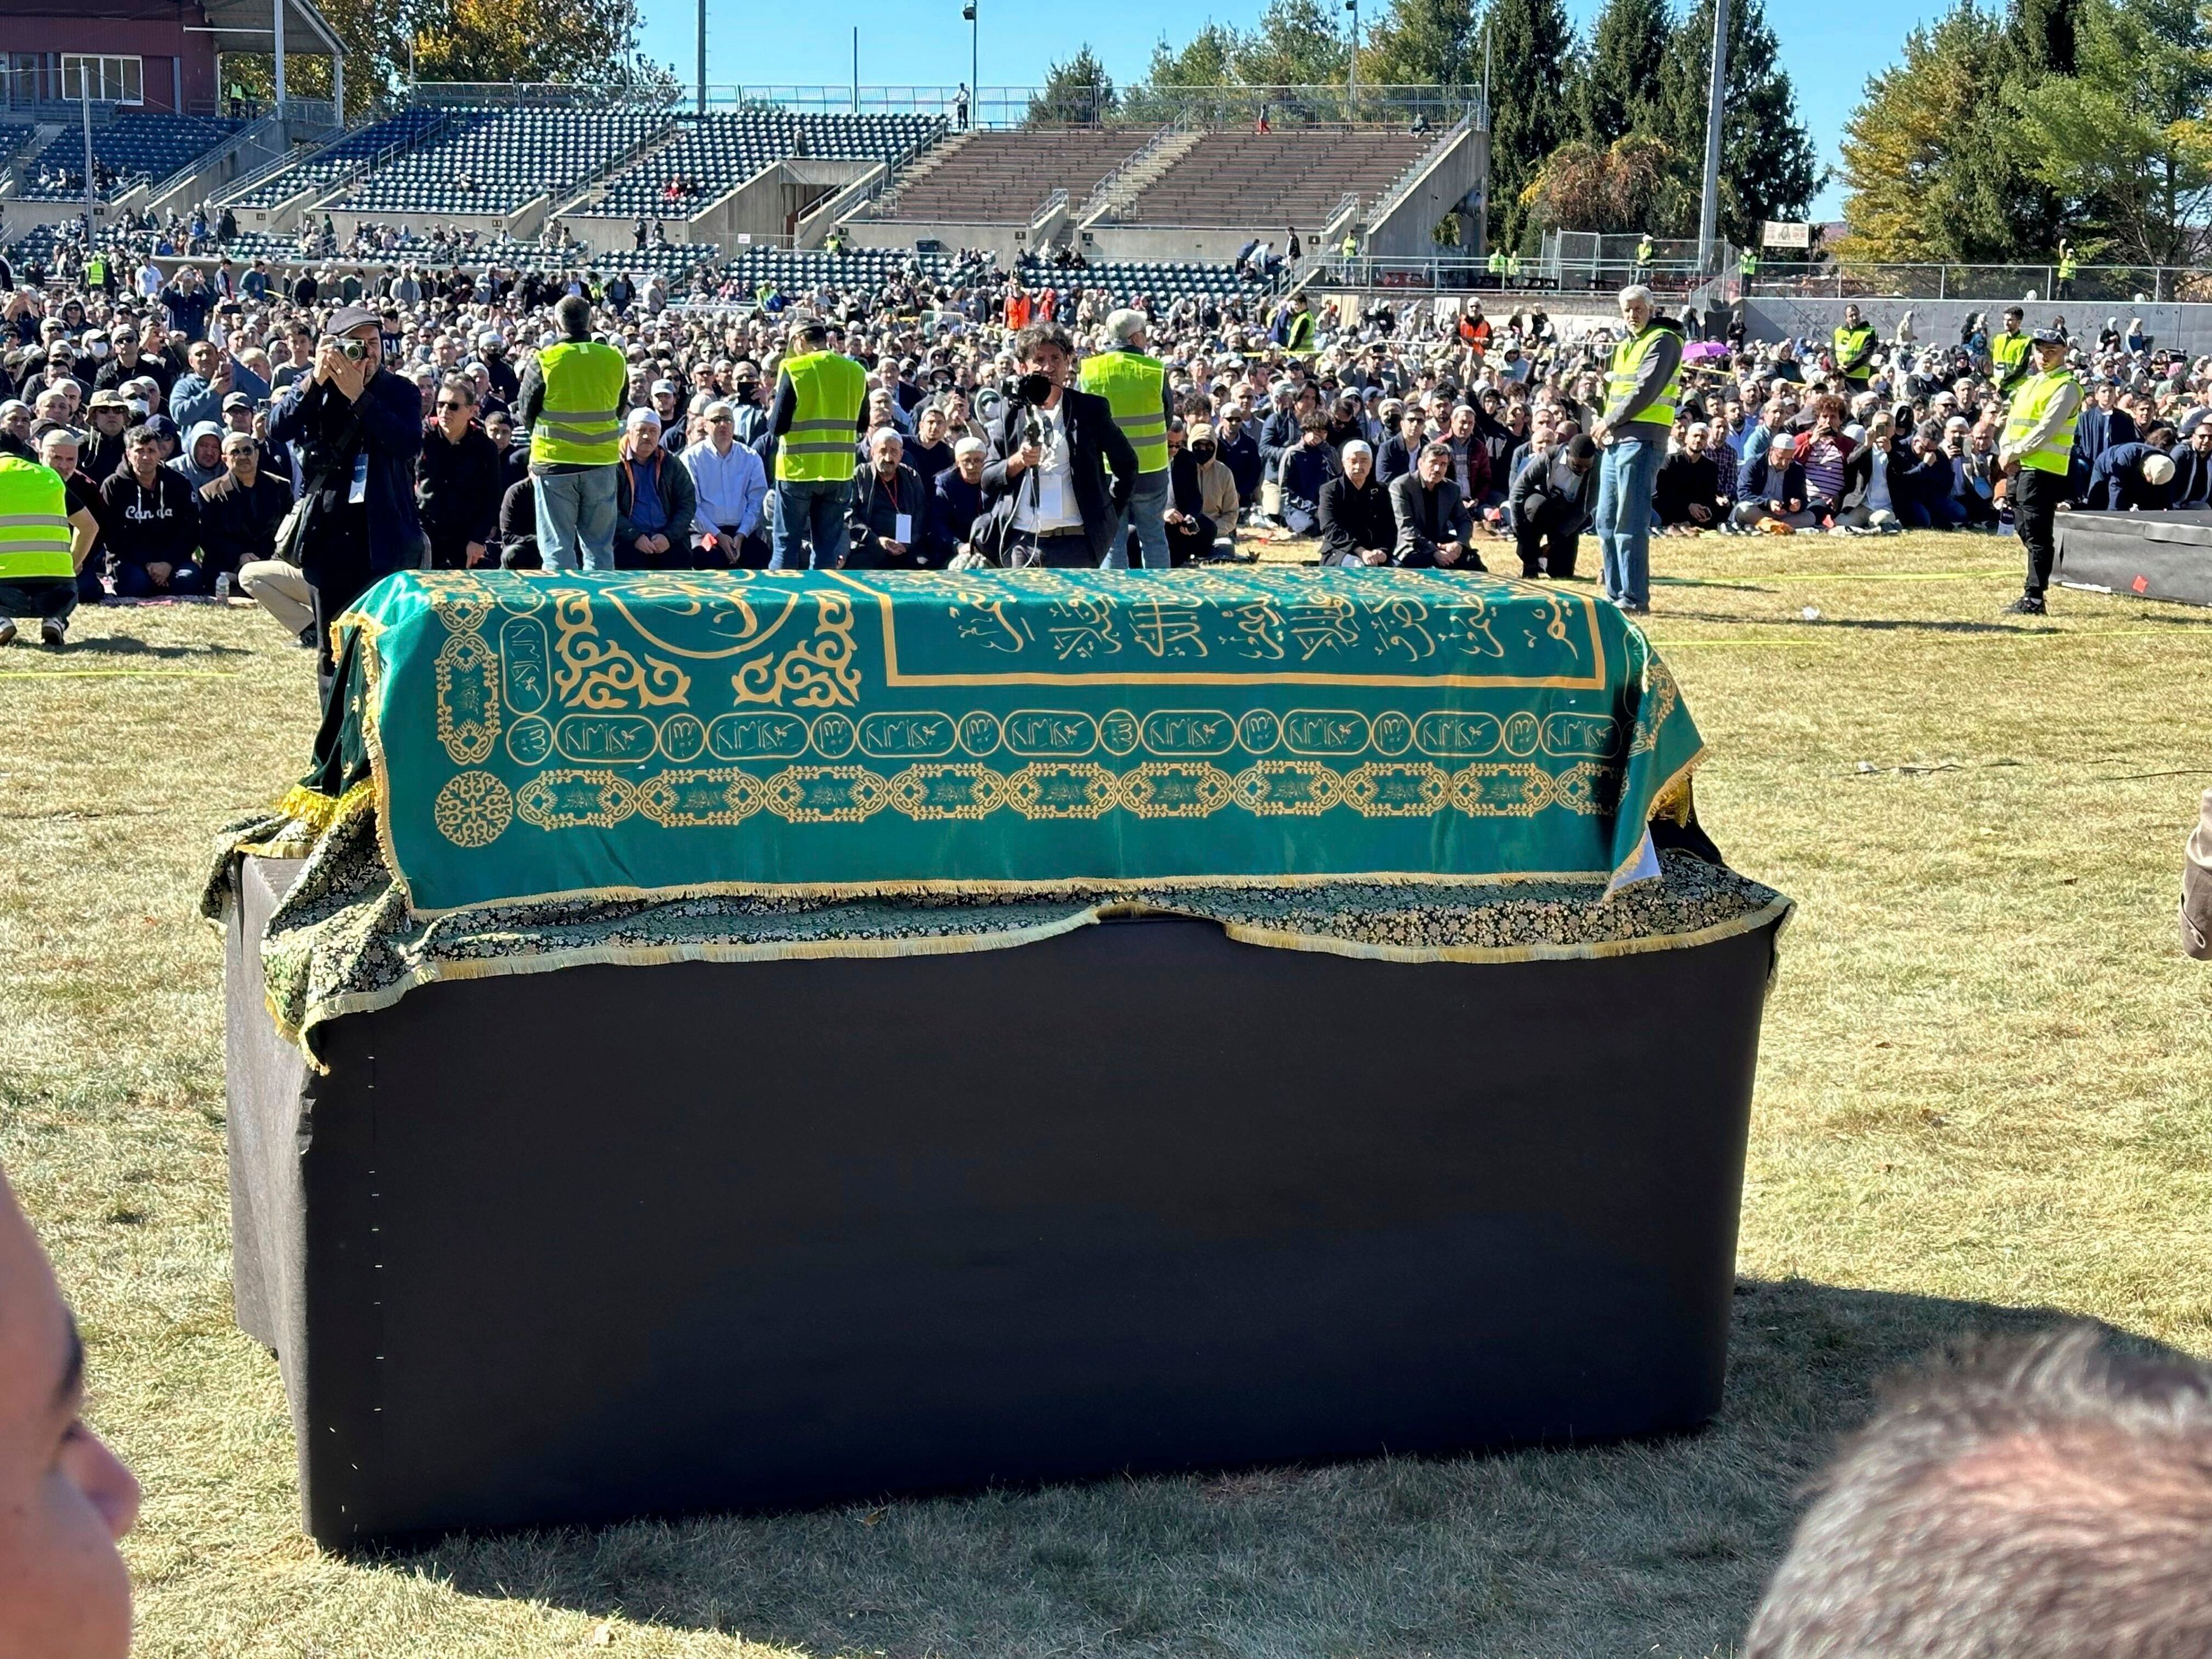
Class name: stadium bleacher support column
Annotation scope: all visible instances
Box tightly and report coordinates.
[273,0,286,107]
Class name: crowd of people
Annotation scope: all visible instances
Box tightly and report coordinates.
[6,232,2212,652]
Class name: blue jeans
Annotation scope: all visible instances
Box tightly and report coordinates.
[534,468,619,571]
[1108,469,1172,570]
[772,478,852,569]
[1594,436,1661,609]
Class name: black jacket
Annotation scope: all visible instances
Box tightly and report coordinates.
[197,468,296,569]
[415,421,503,548]
[1508,446,1600,533]
[1317,474,1395,565]
[982,385,1139,566]
[849,461,933,568]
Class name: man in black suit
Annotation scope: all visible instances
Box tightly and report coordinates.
[982,323,1139,568]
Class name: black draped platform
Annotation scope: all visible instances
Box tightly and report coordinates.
[224,853,1781,1549]
[2055,508,2212,606]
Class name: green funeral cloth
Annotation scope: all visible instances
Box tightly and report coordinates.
[311,566,1705,916]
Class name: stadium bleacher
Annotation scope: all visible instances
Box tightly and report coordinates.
[1020,257,1270,308]
[334,109,668,215]
[0,124,35,168]
[221,107,460,210]
[579,112,943,219]
[1120,129,1434,229]
[864,130,1149,224]
[17,115,244,202]
[725,245,952,291]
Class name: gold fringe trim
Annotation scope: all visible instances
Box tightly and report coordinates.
[396,863,1627,919]
[1608,744,1706,891]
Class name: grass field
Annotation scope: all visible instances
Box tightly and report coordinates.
[3,530,2209,1657]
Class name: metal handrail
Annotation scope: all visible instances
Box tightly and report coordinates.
[1077,123,1177,223]
[1361,111,1472,230]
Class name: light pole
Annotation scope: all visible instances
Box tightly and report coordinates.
[962,1,978,127]
[1344,0,1358,119]
[696,0,706,115]
[1695,0,1731,272]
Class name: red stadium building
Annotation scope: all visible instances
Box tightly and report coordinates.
[3,0,346,118]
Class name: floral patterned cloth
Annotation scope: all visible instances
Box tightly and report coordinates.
[206,799,1790,1071]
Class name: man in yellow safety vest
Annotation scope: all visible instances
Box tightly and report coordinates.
[1590,283,1682,613]
[1989,305,2032,398]
[520,293,628,570]
[1832,303,1878,389]
[1078,309,1175,569]
[768,317,869,569]
[1998,328,2082,616]
[0,446,100,649]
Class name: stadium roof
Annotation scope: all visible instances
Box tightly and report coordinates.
[195,0,347,58]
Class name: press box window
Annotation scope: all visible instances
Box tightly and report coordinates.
[60,56,143,106]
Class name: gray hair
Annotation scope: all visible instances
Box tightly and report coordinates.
[1619,283,1654,310]
[1744,1327,2212,1659]
[1342,440,1374,461]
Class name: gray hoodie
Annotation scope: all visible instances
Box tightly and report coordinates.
[168,421,227,491]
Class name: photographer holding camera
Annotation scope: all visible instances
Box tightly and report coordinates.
[979,323,1138,569]
[266,304,425,680]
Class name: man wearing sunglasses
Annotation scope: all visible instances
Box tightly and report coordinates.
[416,374,502,570]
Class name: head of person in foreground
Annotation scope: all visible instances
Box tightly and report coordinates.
[1743,1324,2212,1659]
[0,1166,140,1657]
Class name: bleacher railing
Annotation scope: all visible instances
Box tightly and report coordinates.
[1361,112,1475,233]
[404,82,1483,132]
[1741,263,2212,304]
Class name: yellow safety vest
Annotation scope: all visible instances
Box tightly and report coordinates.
[1635,238,1654,266]
[0,456,77,583]
[1990,330,2032,387]
[1285,310,1317,357]
[1078,349,1169,475]
[1739,252,1759,275]
[1834,324,1876,378]
[530,340,628,467]
[1607,324,1680,431]
[2057,253,2078,280]
[774,350,868,483]
[2002,368,2081,475]
[1487,251,1506,275]
[85,256,107,287]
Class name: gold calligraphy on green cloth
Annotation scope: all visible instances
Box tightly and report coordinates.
[335,566,1703,916]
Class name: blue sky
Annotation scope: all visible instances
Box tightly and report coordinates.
[639,0,1888,216]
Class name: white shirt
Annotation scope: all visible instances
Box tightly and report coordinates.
[137,263,162,299]
[1012,398,1083,534]
[681,438,766,538]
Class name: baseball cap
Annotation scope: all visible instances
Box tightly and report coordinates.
[222,392,253,411]
[650,378,677,396]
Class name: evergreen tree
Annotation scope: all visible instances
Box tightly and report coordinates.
[1233,0,1354,89]
[1651,0,1816,245]
[1569,0,1672,147]
[1145,24,1241,88]
[1480,0,1574,251]
[2008,0,2079,75]
[1362,0,1486,88]
[1027,46,1118,127]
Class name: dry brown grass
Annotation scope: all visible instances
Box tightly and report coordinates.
[2,530,2208,1657]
